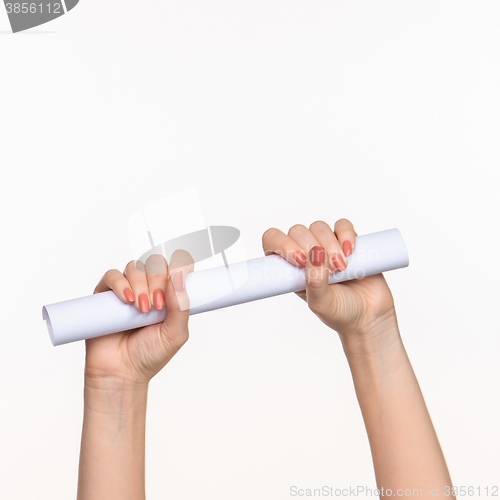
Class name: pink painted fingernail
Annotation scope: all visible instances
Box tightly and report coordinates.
[153,289,165,310]
[333,254,347,272]
[138,293,150,313]
[310,246,326,267]
[295,251,307,266]
[173,272,184,292]
[124,288,135,302]
[342,240,352,257]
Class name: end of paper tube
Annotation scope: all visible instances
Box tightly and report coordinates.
[42,307,56,346]
[394,228,410,268]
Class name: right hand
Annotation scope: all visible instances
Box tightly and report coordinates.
[262,219,400,349]
[84,250,194,386]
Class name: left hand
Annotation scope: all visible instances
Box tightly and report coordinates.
[84,250,194,386]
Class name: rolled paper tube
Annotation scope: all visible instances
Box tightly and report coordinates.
[42,228,409,346]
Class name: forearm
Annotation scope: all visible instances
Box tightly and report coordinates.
[77,377,149,500]
[341,319,452,497]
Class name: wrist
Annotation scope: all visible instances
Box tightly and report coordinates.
[83,375,149,416]
[339,316,409,393]
[338,308,402,359]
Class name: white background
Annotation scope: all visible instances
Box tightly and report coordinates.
[0,1,499,499]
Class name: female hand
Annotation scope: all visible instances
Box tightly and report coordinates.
[263,220,454,493]
[84,250,193,386]
[262,219,400,349]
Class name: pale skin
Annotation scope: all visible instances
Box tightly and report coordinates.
[77,218,452,500]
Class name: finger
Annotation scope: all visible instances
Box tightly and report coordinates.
[288,223,336,273]
[166,249,195,314]
[124,260,151,313]
[309,220,347,273]
[334,218,357,257]
[145,254,169,311]
[94,269,135,303]
[262,227,307,266]
[305,245,331,315]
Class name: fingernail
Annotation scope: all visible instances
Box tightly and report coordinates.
[333,254,347,272]
[295,250,307,266]
[173,272,184,292]
[310,246,326,267]
[329,264,334,275]
[153,289,165,310]
[124,288,135,302]
[138,293,150,313]
[342,240,352,257]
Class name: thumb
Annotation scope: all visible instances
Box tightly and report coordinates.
[305,246,331,315]
[163,249,195,331]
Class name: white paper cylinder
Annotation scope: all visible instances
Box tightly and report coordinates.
[42,228,409,346]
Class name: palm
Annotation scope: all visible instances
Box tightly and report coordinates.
[298,273,395,334]
[85,322,186,383]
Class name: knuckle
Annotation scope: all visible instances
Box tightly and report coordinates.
[103,269,117,279]
[309,220,328,232]
[335,218,352,231]
[145,253,165,265]
[171,248,194,262]
[103,269,121,284]
[135,260,146,273]
[124,259,146,278]
[169,249,194,272]
[103,269,127,291]
[124,260,136,270]
[125,259,144,274]
[145,254,167,274]
[262,227,280,242]
[288,223,307,236]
